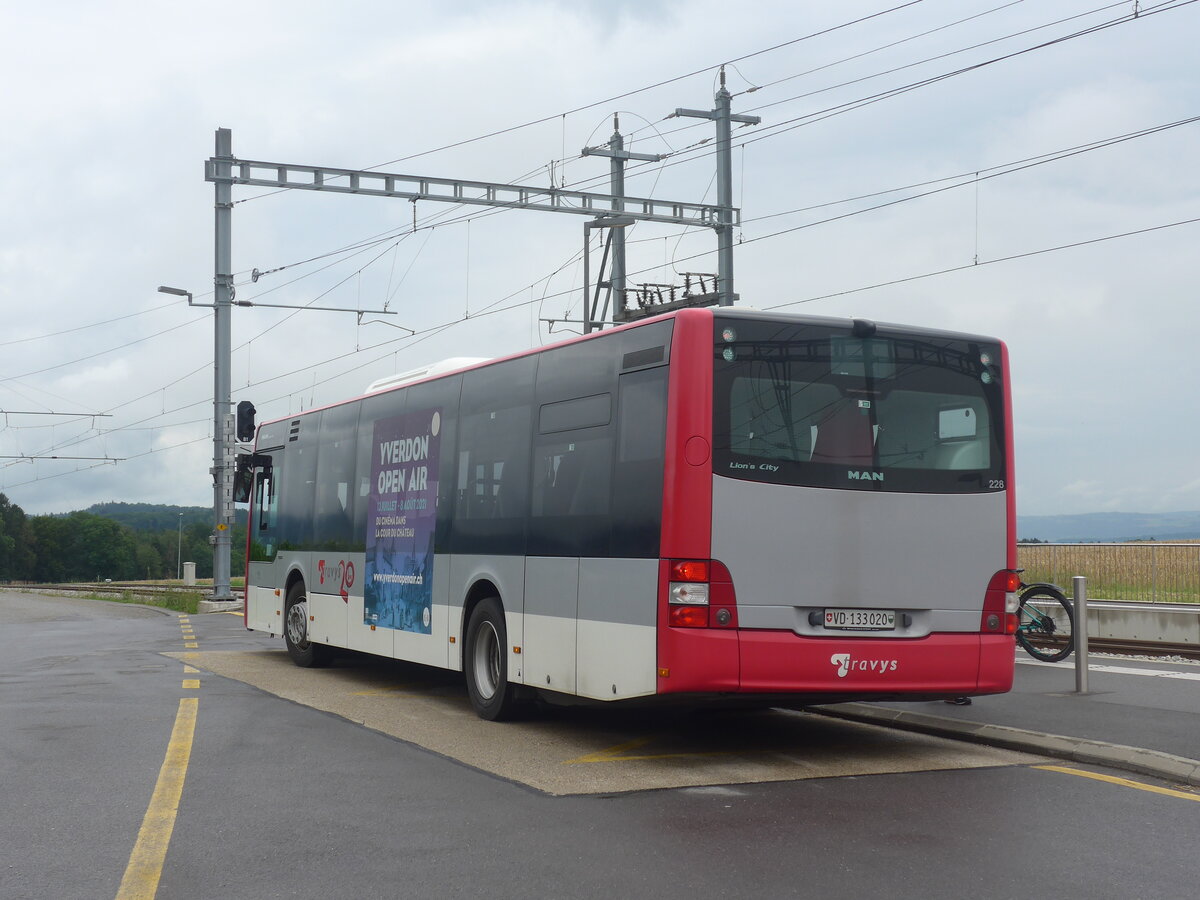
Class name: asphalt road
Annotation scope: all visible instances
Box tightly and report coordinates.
[2,589,1198,900]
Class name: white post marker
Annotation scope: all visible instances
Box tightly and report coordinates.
[1074,576,1089,693]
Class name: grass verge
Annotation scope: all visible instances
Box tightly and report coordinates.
[84,591,205,615]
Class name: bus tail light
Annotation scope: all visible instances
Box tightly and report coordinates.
[667,559,738,629]
[982,569,1021,635]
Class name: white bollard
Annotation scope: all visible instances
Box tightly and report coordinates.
[1073,576,1088,693]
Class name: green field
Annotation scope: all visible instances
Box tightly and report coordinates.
[1018,542,1200,604]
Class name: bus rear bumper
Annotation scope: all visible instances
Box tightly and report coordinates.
[657,630,1014,699]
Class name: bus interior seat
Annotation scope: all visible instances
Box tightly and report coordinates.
[810,405,876,464]
[544,450,583,516]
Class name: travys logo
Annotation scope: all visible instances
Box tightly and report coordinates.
[830,653,899,678]
[317,559,356,603]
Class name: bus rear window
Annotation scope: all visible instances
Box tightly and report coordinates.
[712,317,1006,494]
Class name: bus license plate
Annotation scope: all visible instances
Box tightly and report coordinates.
[824,609,895,631]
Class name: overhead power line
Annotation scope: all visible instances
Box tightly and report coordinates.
[232,1,927,207]
[734,0,1197,151]
[245,0,1187,282]
[760,216,1200,311]
[0,410,113,418]
[8,209,1194,491]
[9,3,1196,485]
[0,298,180,348]
[226,1,1162,304]
[186,213,1200,414]
[0,317,205,384]
[0,454,124,461]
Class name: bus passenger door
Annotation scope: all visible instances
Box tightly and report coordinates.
[247,461,281,635]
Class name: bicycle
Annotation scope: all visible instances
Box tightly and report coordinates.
[1015,581,1075,662]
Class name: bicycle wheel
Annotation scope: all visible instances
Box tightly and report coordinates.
[1016,584,1074,662]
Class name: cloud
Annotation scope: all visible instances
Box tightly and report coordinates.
[3,0,1200,518]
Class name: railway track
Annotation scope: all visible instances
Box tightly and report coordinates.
[8,583,245,601]
[1082,636,1200,661]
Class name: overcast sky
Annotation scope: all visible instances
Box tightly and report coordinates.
[2,0,1197,518]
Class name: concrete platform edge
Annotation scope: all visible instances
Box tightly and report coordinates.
[812,702,1200,788]
[198,599,243,614]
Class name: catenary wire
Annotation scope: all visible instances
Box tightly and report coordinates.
[9,5,1190,472]
[231,1,927,206]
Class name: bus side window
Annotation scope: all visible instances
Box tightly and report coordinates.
[452,358,534,555]
[314,403,360,550]
[610,366,667,558]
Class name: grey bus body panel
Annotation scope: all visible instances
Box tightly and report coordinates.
[712,475,1006,637]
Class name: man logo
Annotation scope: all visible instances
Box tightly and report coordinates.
[847,470,884,482]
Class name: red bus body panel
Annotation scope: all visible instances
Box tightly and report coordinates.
[655,308,1016,703]
[659,309,714,561]
[657,622,1014,700]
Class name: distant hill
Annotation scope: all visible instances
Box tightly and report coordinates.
[1017,511,1200,542]
[82,502,211,533]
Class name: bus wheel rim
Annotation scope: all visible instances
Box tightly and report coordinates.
[287,599,309,649]
[473,620,500,699]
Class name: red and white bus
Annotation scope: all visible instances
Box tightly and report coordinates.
[241,308,1018,719]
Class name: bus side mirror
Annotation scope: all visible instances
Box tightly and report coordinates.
[236,400,257,443]
[233,453,271,504]
[233,455,254,504]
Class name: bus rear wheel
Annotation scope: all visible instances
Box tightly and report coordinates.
[284,582,330,667]
[464,597,517,721]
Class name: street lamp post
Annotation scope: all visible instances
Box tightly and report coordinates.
[159,266,235,601]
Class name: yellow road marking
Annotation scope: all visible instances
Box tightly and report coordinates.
[177,618,189,624]
[115,698,198,900]
[1035,765,1200,802]
[564,735,732,765]
[182,666,198,674]
[183,642,199,649]
[182,680,200,690]
[181,653,199,661]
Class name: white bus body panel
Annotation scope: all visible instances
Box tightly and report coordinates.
[577,558,658,700]
[246,585,279,635]
[345,590,394,657]
[308,590,348,648]
[249,549,658,702]
[519,557,658,701]
[524,557,580,694]
[448,554,526,677]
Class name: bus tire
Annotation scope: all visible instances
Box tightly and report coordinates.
[284,581,330,668]
[464,597,517,721]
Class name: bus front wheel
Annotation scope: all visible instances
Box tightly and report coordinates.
[464,597,517,721]
[284,582,330,667]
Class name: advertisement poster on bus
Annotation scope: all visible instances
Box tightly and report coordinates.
[364,407,441,633]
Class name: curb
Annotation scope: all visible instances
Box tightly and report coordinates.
[198,599,243,614]
[812,702,1200,788]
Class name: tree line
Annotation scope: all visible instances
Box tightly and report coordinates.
[0,494,245,583]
